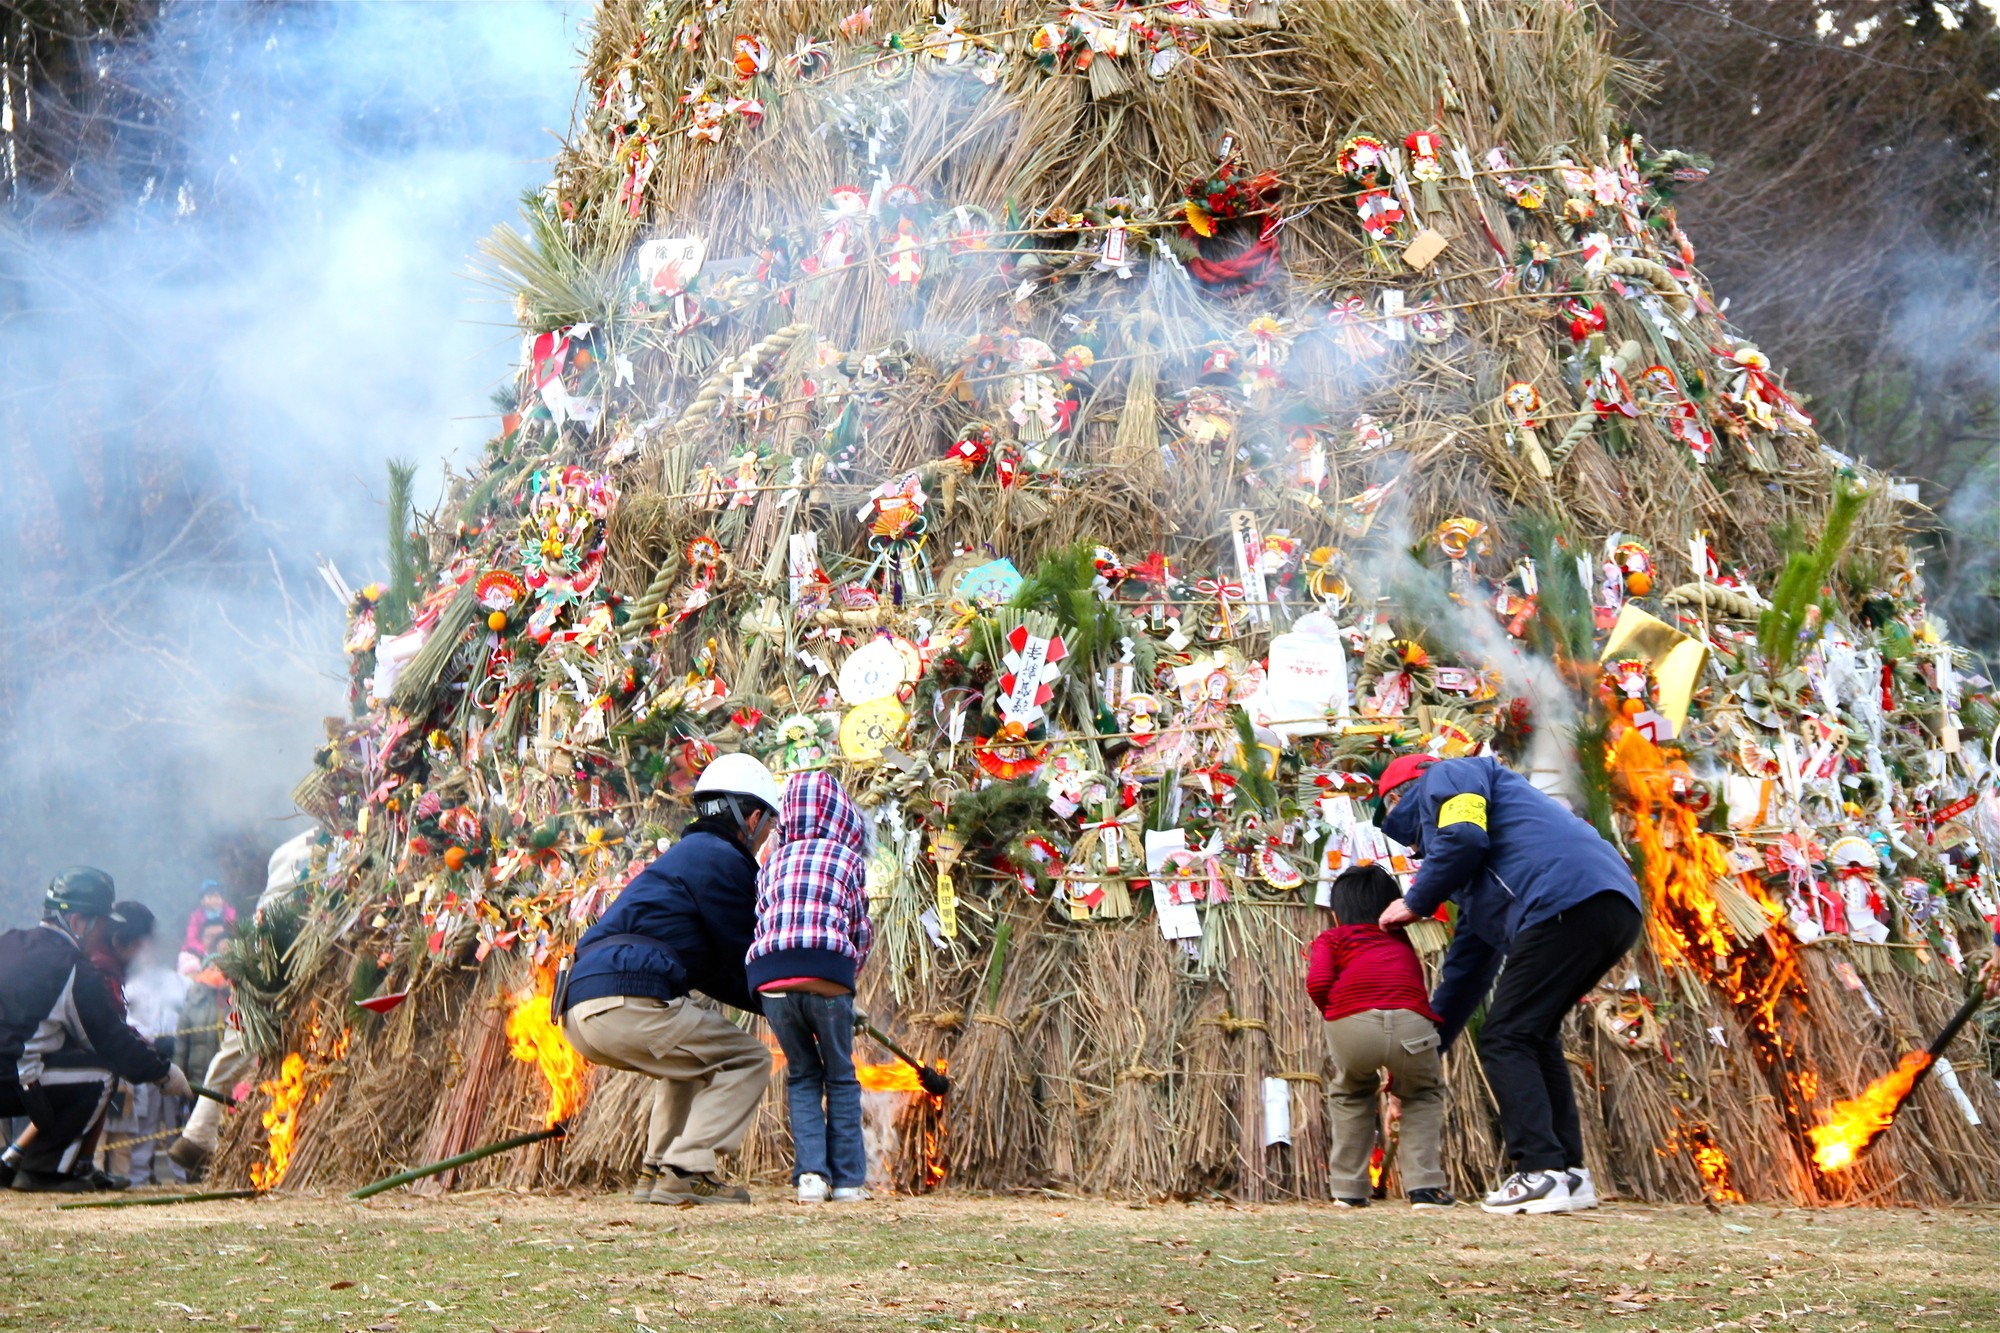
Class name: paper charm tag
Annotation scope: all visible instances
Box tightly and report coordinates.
[1262,1076,1293,1146]
[637,236,707,297]
[1066,881,1092,921]
[999,624,1068,726]
[1227,510,1273,626]
[1145,828,1202,940]
[935,869,959,939]
[788,532,821,603]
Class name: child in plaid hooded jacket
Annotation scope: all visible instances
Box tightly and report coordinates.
[746,770,874,1201]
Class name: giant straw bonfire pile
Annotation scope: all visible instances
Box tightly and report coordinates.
[212,0,2000,1204]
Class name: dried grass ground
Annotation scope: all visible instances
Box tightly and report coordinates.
[3,1191,1999,1333]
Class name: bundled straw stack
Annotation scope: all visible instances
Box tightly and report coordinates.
[212,1,2000,1205]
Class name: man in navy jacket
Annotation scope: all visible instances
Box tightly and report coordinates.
[1378,753,1641,1216]
[562,755,781,1205]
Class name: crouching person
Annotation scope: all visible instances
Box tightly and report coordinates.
[561,756,781,1205]
[1307,865,1453,1209]
[0,869,191,1192]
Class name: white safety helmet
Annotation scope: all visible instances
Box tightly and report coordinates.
[693,752,783,816]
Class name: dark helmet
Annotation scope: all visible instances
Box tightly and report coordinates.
[108,900,157,947]
[46,866,117,919]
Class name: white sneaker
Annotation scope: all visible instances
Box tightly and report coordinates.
[1480,1170,1572,1215]
[796,1172,829,1204]
[829,1186,872,1203]
[1564,1167,1600,1210]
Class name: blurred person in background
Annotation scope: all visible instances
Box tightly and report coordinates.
[165,922,232,1178]
[181,881,236,961]
[116,920,187,1185]
[170,829,316,1178]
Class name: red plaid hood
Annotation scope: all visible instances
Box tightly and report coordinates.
[777,769,869,854]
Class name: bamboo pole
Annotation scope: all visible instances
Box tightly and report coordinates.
[58,1188,261,1211]
[349,1124,568,1200]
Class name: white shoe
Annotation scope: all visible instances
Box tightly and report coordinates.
[796,1172,829,1204]
[829,1186,871,1203]
[1564,1167,1600,1210]
[1480,1170,1572,1215]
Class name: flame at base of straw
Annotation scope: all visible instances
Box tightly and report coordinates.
[857,1061,948,1188]
[249,1022,352,1190]
[857,1060,942,1094]
[1687,1123,1742,1203]
[1808,1051,1933,1173]
[248,1052,308,1191]
[506,968,589,1128]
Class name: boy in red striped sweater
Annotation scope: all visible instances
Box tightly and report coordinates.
[1306,865,1453,1208]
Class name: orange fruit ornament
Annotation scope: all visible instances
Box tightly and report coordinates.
[1625,571,1653,596]
[444,846,469,871]
[487,610,508,632]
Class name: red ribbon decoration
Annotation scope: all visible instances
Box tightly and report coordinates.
[1194,576,1245,636]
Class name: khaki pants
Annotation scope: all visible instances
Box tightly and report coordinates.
[182,1026,253,1153]
[1323,1008,1447,1198]
[564,995,771,1176]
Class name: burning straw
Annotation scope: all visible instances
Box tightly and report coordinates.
[338,968,596,1199]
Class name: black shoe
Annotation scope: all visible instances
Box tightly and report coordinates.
[1408,1187,1456,1209]
[1332,1196,1369,1208]
[81,1168,130,1191]
[10,1169,105,1193]
[0,1162,14,1191]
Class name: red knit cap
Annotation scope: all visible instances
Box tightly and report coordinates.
[1377,753,1437,797]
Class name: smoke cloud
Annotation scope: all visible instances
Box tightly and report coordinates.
[0,3,581,926]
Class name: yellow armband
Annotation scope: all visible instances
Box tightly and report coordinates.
[1437,793,1488,830]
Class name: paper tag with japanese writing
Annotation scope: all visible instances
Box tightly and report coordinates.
[788,533,820,603]
[1227,510,1273,626]
[935,869,958,939]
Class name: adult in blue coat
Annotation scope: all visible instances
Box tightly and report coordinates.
[561,754,782,1205]
[1377,753,1641,1216]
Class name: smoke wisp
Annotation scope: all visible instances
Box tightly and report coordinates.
[0,2,582,924]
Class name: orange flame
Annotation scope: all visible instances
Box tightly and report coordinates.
[856,1060,939,1094]
[250,1021,352,1190]
[1613,730,1811,1091]
[855,1060,948,1188]
[1808,1051,1932,1172]
[1684,1122,1741,1203]
[506,967,589,1127]
[1614,730,1771,972]
[1612,727,1843,1192]
[249,1052,309,1191]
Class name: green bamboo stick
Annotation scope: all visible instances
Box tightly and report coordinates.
[349,1123,567,1200]
[58,1188,261,1211]
[190,1081,237,1108]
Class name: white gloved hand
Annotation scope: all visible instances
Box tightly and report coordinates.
[160,1063,194,1101]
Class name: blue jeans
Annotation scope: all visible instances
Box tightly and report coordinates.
[762,991,866,1189]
